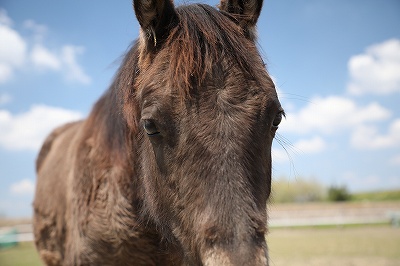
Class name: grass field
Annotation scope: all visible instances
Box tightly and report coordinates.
[1,225,399,265]
[0,241,42,266]
[352,190,400,202]
[268,225,400,266]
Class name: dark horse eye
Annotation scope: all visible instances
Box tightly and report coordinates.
[143,120,160,136]
[272,111,284,128]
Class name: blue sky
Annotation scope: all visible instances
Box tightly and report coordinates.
[0,0,399,217]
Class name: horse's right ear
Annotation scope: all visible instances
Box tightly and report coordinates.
[133,0,178,50]
[219,0,263,39]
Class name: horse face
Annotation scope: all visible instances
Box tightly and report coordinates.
[132,0,282,265]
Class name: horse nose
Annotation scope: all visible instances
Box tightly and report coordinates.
[201,245,269,266]
[199,218,268,265]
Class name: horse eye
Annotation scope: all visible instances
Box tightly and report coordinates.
[272,111,284,128]
[143,120,160,136]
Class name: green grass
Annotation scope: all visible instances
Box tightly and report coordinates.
[268,225,400,266]
[0,242,42,266]
[1,225,399,266]
[352,189,400,201]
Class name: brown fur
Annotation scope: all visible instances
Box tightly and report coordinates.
[33,0,282,265]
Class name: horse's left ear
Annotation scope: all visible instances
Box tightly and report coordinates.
[133,0,178,50]
[219,0,263,38]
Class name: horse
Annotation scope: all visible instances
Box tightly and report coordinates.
[33,0,284,265]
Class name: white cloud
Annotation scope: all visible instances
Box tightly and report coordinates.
[272,136,326,164]
[279,95,400,151]
[294,136,326,154]
[10,179,35,195]
[390,155,400,165]
[0,105,82,151]
[272,147,289,163]
[280,96,391,135]
[29,44,91,84]
[0,9,91,84]
[23,19,47,42]
[0,64,13,83]
[0,13,27,83]
[0,9,12,26]
[351,119,400,149]
[339,172,400,192]
[61,45,91,84]
[347,39,400,95]
[31,45,61,70]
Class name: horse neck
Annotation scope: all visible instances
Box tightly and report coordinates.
[85,42,141,166]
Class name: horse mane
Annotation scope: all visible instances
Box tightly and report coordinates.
[79,43,140,166]
[163,4,260,95]
[84,4,266,162]
[130,4,265,100]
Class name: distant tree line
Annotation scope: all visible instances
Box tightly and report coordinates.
[327,185,351,201]
[270,177,351,203]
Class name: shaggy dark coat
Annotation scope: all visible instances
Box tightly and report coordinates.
[33,0,283,265]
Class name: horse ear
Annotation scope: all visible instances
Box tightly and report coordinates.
[219,0,263,38]
[133,0,178,49]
